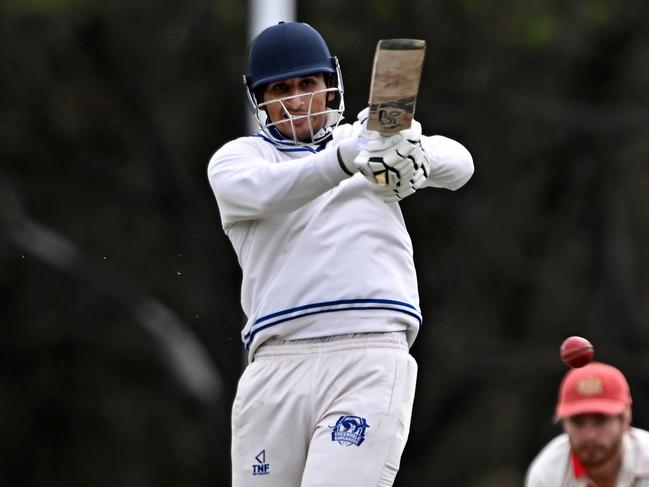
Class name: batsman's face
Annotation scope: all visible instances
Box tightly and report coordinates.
[563,411,629,469]
[262,74,334,141]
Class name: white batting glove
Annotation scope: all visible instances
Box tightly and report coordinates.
[370,157,429,202]
[354,121,430,202]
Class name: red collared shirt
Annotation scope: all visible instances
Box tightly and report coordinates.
[571,450,596,487]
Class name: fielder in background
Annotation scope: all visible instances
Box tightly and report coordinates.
[207,21,474,487]
[525,362,649,487]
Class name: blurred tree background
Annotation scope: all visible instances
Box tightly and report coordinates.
[1,0,648,485]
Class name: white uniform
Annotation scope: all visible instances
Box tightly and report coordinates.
[525,428,649,487]
[208,121,473,360]
[208,120,473,486]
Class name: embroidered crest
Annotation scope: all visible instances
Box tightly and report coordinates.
[330,415,369,447]
[577,377,603,396]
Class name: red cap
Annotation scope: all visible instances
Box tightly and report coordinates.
[556,362,632,418]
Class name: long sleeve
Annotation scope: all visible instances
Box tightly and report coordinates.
[207,136,350,227]
[420,134,474,191]
[206,124,472,358]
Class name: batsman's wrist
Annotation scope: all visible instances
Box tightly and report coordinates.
[336,137,361,175]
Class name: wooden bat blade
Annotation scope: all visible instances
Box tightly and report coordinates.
[367,39,426,135]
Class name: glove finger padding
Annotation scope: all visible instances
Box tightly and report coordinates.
[411,166,428,189]
[353,119,430,199]
[355,135,417,183]
[381,143,418,182]
[383,144,428,188]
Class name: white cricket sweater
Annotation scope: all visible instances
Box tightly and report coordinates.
[207,121,473,360]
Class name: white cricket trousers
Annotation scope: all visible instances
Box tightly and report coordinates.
[231,331,418,487]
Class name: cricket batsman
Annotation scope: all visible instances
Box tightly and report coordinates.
[207,21,474,486]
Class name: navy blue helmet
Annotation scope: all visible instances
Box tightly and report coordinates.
[244,22,345,145]
[246,22,337,90]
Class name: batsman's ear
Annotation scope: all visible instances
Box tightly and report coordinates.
[325,70,337,88]
[326,74,341,108]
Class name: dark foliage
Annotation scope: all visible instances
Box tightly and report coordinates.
[1,0,648,485]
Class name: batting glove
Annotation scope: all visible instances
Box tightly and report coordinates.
[354,121,430,202]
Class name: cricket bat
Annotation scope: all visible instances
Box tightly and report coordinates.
[366,39,426,184]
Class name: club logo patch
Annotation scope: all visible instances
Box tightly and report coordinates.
[330,415,369,447]
[577,377,604,396]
